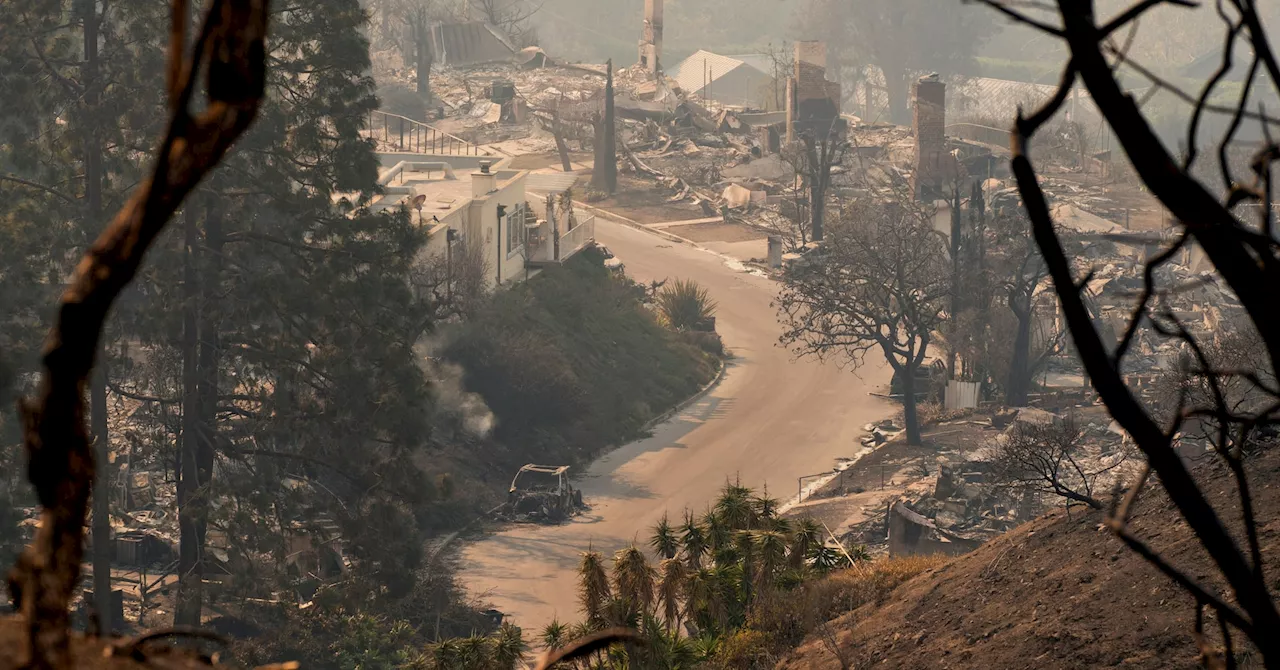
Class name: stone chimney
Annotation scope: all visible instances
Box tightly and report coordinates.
[912,75,947,200]
[786,41,843,143]
[794,42,828,103]
[472,159,497,198]
[638,0,663,74]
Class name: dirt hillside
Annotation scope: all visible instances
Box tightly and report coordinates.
[779,448,1280,669]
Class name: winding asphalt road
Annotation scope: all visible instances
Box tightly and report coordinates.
[456,216,893,631]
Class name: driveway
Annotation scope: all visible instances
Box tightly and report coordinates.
[455,215,893,632]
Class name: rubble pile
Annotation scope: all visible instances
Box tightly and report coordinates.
[830,406,1137,558]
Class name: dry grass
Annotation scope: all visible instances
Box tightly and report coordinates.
[779,447,1280,669]
[709,556,949,669]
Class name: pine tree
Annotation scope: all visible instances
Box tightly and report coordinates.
[165,0,436,623]
[0,0,167,626]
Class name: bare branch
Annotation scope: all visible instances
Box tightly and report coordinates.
[1101,0,1198,38]
[966,0,1064,36]
[0,174,77,206]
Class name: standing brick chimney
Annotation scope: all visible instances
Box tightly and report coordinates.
[786,41,843,144]
[912,74,947,200]
[638,0,663,74]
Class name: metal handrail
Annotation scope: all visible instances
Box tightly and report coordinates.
[368,109,488,156]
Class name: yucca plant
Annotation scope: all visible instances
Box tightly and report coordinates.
[655,278,717,331]
[810,545,846,573]
[751,490,781,523]
[430,637,462,668]
[655,558,688,631]
[541,619,569,651]
[713,484,753,532]
[751,529,790,591]
[600,594,642,629]
[579,548,612,625]
[569,619,597,641]
[790,517,823,567]
[492,623,527,669]
[649,513,680,560]
[683,566,716,633]
[679,510,708,570]
[613,545,657,614]
[454,634,494,670]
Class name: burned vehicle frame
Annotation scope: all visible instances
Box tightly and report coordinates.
[496,464,586,524]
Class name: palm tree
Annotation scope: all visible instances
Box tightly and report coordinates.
[655,558,688,631]
[579,547,612,625]
[540,619,569,651]
[649,513,679,560]
[613,545,656,614]
[679,510,708,569]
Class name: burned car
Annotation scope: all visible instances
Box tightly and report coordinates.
[496,464,586,524]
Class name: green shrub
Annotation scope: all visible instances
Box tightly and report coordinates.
[680,330,726,358]
[656,278,718,332]
[441,250,717,463]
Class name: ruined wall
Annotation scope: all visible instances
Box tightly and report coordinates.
[887,501,982,558]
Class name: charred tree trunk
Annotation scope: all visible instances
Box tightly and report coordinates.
[81,0,114,632]
[552,115,573,172]
[948,187,963,379]
[590,60,617,195]
[1006,288,1034,407]
[971,181,988,311]
[175,204,203,628]
[195,201,221,562]
[802,136,831,242]
[901,363,923,445]
[809,181,826,242]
